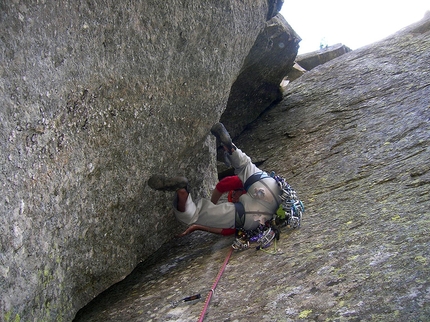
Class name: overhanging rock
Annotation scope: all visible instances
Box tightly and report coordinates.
[0,1,281,320]
[295,43,351,71]
[220,14,300,140]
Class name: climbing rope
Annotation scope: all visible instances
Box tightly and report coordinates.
[197,246,234,322]
[171,232,282,320]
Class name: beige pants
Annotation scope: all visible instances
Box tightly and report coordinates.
[173,147,279,230]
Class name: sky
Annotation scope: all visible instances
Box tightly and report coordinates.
[280,0,430,54]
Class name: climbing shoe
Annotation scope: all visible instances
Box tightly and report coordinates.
[210,122,235,153]
[148,175,188,191]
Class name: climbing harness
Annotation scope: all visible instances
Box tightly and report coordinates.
[234,202,246,228]
[232,222,278,251]
[231,171,304,252]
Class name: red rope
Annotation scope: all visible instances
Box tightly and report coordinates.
[197,246,234,322]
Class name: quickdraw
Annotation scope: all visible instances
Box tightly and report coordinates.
[171,293,203,308]
[232,222,279,251]
[272,171,304,231]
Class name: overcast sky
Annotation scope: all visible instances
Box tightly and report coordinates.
[280,0,429,54]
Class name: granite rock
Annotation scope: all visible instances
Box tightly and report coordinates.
[0,1,282,320]
[74,12,430,322]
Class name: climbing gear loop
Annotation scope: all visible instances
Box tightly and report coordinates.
[271,171,304,229]
[231,171,304,252]
[233,222,279,251]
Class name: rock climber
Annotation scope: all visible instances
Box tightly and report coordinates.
[148,122,282,237]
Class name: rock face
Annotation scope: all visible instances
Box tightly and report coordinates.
[220,14,300,140]
[0,1,283,321]
[283,62,307,83]
[74,13,430,321]
[295,43,351,71]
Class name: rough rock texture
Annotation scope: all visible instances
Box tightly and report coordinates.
[295,43,351,71]
[0,1,283,321]
[220,14,300,140]
[73,14,430,321]
[283,62,307,83]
